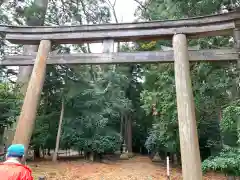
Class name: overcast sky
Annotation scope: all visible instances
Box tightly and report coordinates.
[91,0,139,53]
[114,0,139,23]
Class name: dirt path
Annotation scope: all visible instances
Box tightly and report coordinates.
[30,156,225,180]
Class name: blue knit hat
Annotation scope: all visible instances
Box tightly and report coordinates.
[7,144,25,157]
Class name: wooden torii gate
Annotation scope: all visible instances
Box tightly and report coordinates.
[1,9,240,180]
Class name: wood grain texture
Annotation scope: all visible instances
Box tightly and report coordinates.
[2,9,240,44]
[5,22,234,44]
[233,28,240,141]
[1,49,238,66]
[12,40,51,154]
[173,34,202,180]
[1,10,239,33]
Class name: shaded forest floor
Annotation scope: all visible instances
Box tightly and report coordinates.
[30,156,225,180]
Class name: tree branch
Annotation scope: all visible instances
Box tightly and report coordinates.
[133,0,146,10]
[105,0,118,23]
[133,0,152,20]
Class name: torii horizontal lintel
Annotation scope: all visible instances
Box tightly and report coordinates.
[1,49,238,66]
[2,9,240,44]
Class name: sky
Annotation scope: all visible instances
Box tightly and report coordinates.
[90,0,139,53]
[114,0,139,23]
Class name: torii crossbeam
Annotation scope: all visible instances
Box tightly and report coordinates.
[1,9,240,180]
[1,49,238,65]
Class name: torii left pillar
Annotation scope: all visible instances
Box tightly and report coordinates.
[12,40,51,155]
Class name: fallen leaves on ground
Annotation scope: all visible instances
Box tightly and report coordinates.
[30,156,226,180]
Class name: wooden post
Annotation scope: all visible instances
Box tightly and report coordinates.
[233,28,240,69]
[4,0,49,148]
[166,156,170,180]
[233,28,240,155]
[12,40,51,155]
[173,34,202,180]
[233,28,240,50]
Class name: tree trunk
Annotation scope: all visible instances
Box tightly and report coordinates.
[89,151,94,161]
[47,148,51,156]
[42,148,45,158]
[120,114,123,141]
[6,0,49,147]
[124,115,128,148]
[120,114,124,153]
[227,177,236,180]
[53,99,65,162]
[216,109,225,156]
[173,153,178,166]
[0,127,4,145]
[127,115,132,153]
[34,147,40,158]
[17,0,49,94]
[0,0,4,7]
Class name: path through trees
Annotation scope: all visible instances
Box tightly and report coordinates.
[31,156,225,180]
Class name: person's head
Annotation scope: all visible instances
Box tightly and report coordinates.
[6,144,25,162]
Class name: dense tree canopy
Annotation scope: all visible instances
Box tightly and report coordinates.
[0,0,239,177]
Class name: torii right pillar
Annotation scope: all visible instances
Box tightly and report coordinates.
[173,33,202,180]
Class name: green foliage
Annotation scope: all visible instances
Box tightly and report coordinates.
[0,0,238,170]
[145,122,179,153]
[221,102,240,145]
[141,64,179,154]
[221,104,240,134]
[31,112,59,149]
[202,102,240,176]
[137,0,239,163]
[31,66,63,149]
[202,148,240,176]
[61,116,121,153]
[0,83,20,128]
[136,0,239,20]
[24,0,126,154]
[59,64,132,153]
[45,0,111,25]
